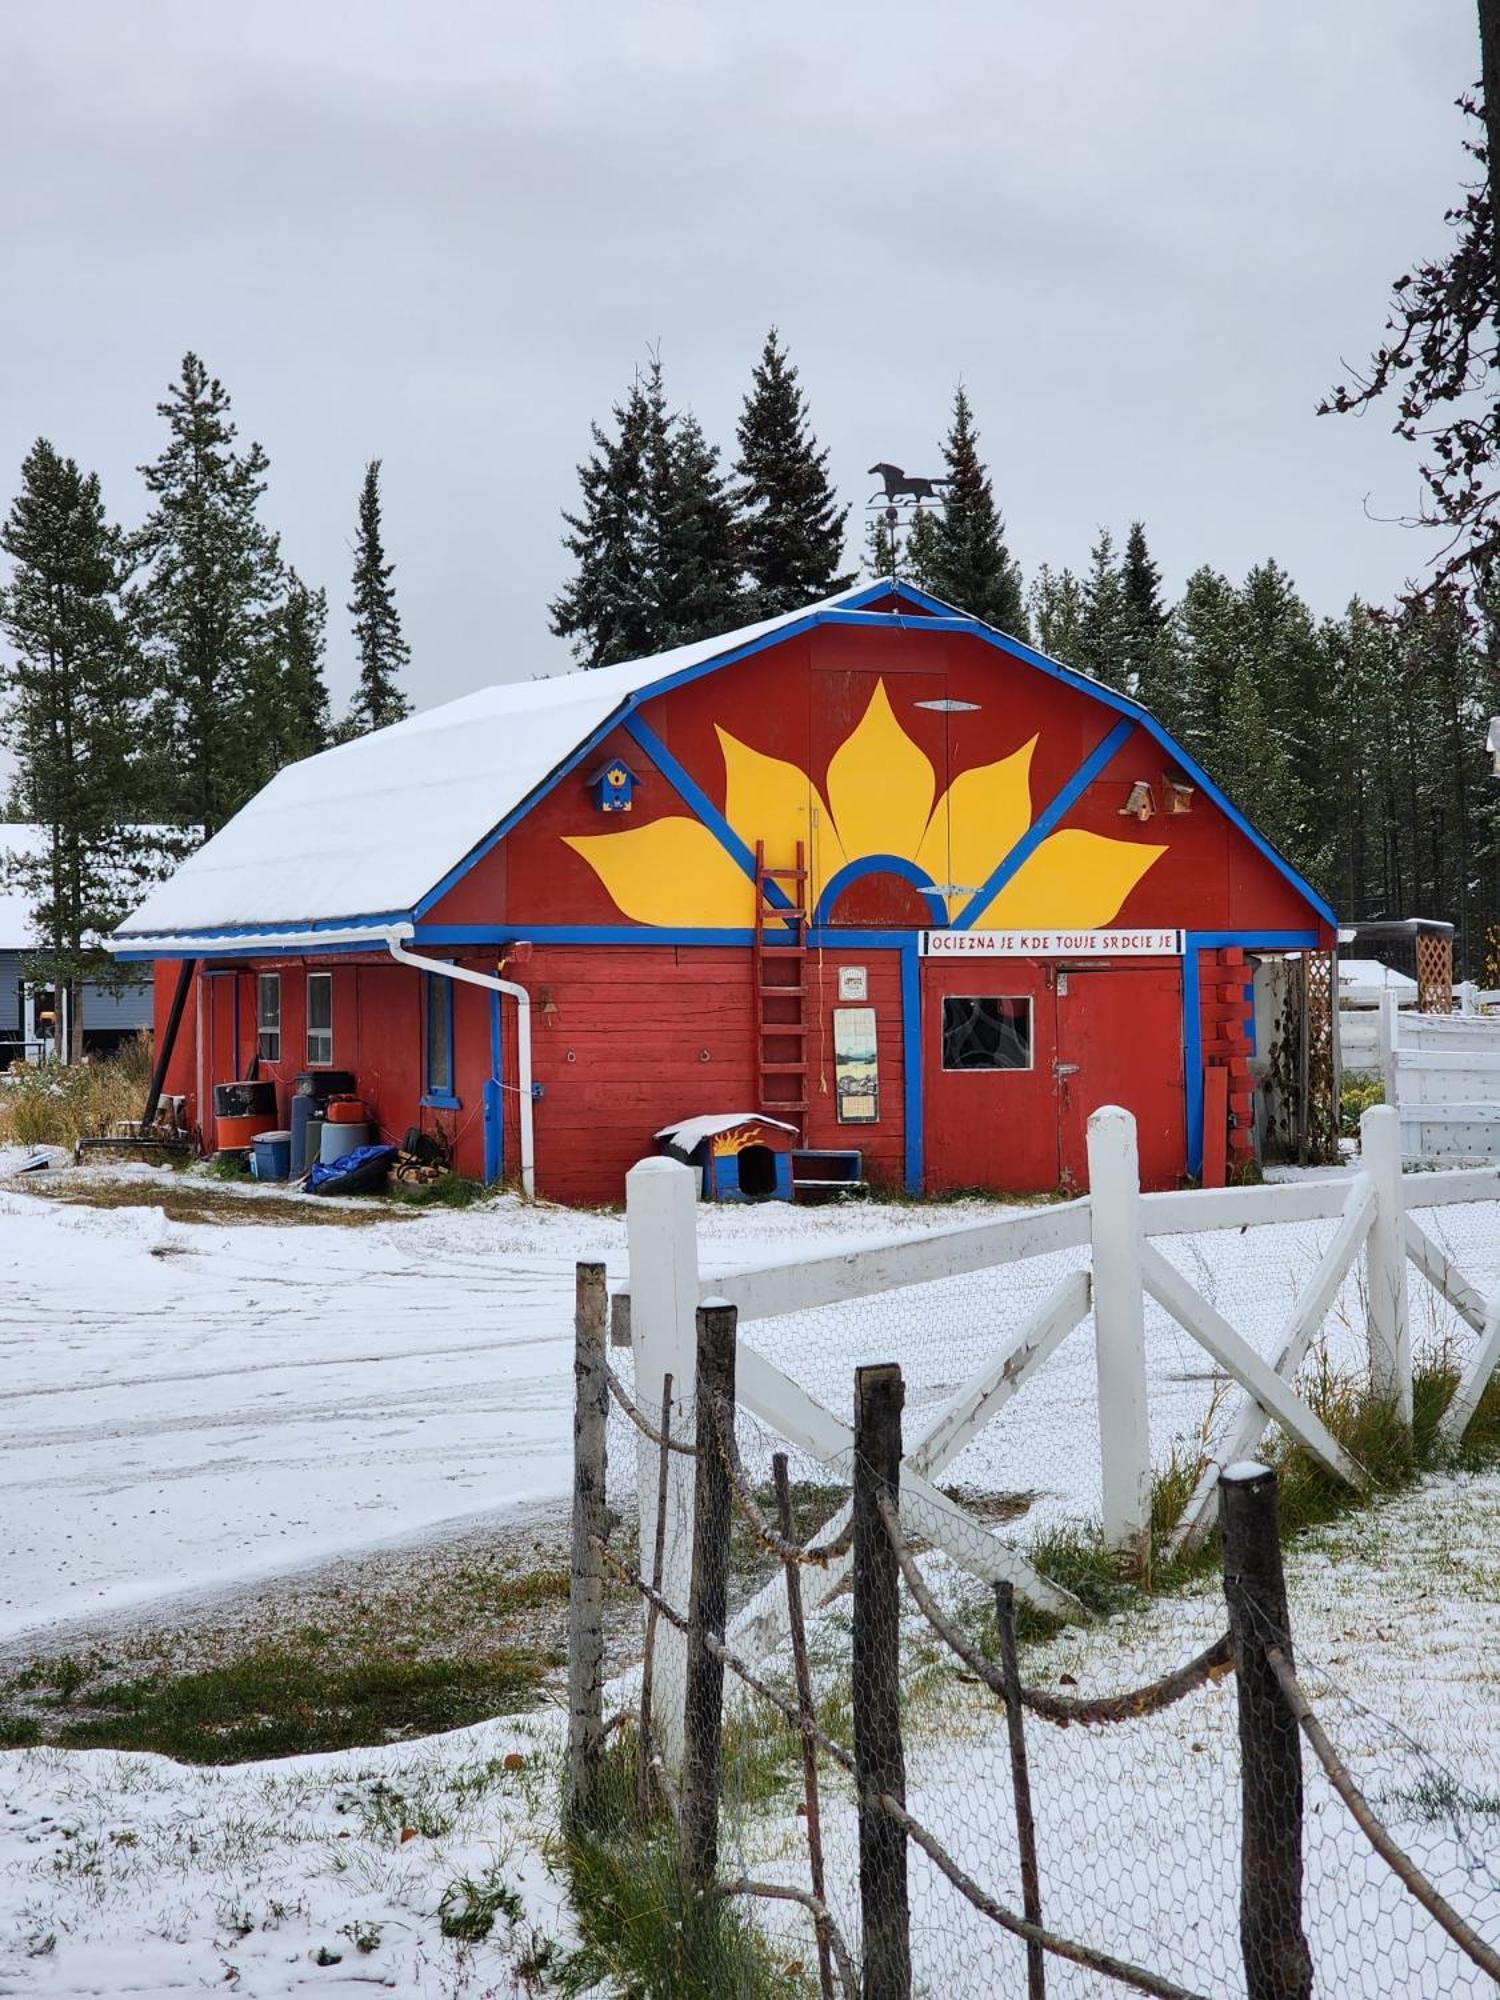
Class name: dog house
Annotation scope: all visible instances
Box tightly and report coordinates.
[656,1112,798,1202]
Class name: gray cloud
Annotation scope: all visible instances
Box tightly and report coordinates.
[0,0,1478,716]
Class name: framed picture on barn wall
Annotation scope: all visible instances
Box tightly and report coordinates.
[833,1006,880,1123]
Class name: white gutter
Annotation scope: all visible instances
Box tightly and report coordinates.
[109,920,537,1199]
[382,927,535,1200]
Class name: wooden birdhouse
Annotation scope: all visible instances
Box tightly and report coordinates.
[1163,773,1195,815]
[589,759,638,813]
[1119,780,1157,822]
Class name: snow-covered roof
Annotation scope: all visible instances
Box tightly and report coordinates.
[656,1112,800,1154]
[1338,958,1419,999]
[114,588,873,941]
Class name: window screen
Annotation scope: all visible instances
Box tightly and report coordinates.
[425,973,453,1097]
[941,995,1031,1071]
[306,972,333,1066]
[256,972,282,1064]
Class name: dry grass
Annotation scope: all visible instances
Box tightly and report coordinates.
[0,1033,156,1150]
[24,1178,409,1228]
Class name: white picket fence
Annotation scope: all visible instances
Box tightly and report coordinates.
[1374,989,1500,1162]
[617,1105,1500,1766]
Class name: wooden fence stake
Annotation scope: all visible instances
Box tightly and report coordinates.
[995,1580,1045,2000]
[637,1369,674,1822]
[566,1261,609,1827]
[854,1362,912,2000]
[679,1300,736,1895]
[626,1156,700,1775]
[774,1451,836,2000]
[1360,1104,1412,1425]
[1219,1463,1312,2000]
[1087,1106,1152,1571]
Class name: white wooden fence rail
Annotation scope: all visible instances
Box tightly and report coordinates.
[619,1106,1500,1774]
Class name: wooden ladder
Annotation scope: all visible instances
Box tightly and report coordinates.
[754,839,808,1132]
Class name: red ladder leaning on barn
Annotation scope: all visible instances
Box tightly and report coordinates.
[753,840,808,1135]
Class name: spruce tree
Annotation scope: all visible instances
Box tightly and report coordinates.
[1119,521,1167,696]
[1078,529,1129,687]
[134,353,285,835]
[345,460,412,735]
[864,512,899,579]
[733,329,851,615]
[549,372,656,667]
[0,441,151,1057]
[267,571,330,770]
[1027,564,1086,669]
[917,387,1027,635]
[650,406,742,647]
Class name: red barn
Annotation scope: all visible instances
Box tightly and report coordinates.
[110,581,1336,1203]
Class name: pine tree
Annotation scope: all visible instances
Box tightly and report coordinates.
[267,571,330,770]
[345,460,412,735]
[1157,565,1240,757]
[1119,521,1167,697]
[1078,529,1129,687]
[864,512,899,579]
[134,353,285,835]
[733,329,851,615]
[549,372,657,668]
[648,403,743,648]
[0,441,151,1057]
[916,387,1027,635]
[1027,564,1086,668]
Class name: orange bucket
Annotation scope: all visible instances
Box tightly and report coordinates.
[326,1097,367,1125]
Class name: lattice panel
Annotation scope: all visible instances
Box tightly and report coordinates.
[1416,931,1454,1014]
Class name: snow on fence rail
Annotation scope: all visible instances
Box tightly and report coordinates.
[611,1105,1500,1770]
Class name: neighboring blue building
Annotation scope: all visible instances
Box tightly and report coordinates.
[0,826,153,1064]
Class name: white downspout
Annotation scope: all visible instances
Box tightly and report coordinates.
[383,926,535,1199]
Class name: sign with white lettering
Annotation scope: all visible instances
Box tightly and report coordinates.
[920,929,1183,958]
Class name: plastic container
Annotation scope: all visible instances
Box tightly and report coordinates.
[325,1096,367,1125]
[320,1119,370,1166]
[217,1111,277,1151]
[250,1130,292,1182]
[293,1070,356,1100]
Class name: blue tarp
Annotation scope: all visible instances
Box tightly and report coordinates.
[305,1143,397,1195]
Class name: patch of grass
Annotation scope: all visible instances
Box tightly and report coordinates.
[26,1178,404,1228]
[438,1863,524,1942]
[3,1645,549,1764]
[386,1172,490,1210]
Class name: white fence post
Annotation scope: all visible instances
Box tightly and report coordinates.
[625,1156,700,1775]
[1087,1106,1152,1570]
[1361,1104,1412,1425]
[1378,989,1400,1116]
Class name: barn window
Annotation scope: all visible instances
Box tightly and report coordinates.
[306,972,333,1066]
[941,995,1032,1071]
[256,974,281,1062]
[423,973,458,1106]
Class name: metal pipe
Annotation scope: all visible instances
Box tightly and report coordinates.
[382,928,535,1198]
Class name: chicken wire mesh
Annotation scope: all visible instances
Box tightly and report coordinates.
[586,1189,1500,1996]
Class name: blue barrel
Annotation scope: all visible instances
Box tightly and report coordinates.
[320,1120,370,1166]
[251,1130,292,1182]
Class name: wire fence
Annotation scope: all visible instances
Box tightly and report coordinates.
[572,1273,1500,1999]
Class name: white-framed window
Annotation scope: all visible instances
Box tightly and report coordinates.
[256,973,282,1062]
[306,972,333,1066]
[940,995,1032,1071]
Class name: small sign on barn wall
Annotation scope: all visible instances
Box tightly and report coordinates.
[838,964,868,1002]
[833,1006,880,1123]
[921,928,1184,958]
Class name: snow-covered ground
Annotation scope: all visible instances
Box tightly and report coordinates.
[0,1167,1020,1645]
[0,1469,1495,1995]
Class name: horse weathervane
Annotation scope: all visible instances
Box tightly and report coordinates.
[867,462,950,506]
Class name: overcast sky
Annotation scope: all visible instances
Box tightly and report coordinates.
[0,2,1480,717]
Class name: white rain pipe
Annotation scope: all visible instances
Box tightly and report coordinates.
[382,926,535,1199]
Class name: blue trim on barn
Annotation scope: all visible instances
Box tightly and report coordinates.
[483,990,504,1183]
[812,855,949,927]
[954,719,1138,930]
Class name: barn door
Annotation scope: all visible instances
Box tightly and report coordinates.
[921,957,1060,1193]
[1054,965,1185,1192]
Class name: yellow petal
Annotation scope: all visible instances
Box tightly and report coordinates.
[974,829,1167,929]
[918,736,1037,919]
[825,680,936,867]
[564,818,752,927]
[716,726,847,914]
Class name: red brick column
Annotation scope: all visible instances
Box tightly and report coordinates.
[1199,948,1255,1172]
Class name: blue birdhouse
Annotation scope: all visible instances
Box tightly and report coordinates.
[589,759,638,813]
